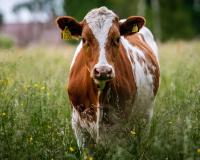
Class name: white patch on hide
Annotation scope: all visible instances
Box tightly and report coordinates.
[96,91,101,143]
[139,26,159,62]
[121,36,155,118]
[72,107,97,148]
[119,19,126,23]
[71,108,83,148]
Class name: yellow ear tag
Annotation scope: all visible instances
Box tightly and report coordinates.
[61,26,72,40]
[132,24,138,33]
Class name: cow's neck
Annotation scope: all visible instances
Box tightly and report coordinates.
[97,82,116,106]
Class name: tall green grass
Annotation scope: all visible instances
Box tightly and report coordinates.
[0,41,200,160]
[0,46,79,159]
[0,35,14,49]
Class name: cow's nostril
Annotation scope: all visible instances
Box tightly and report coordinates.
[94,68,101,77]
[93,66,114,81]
[107,68,112,74]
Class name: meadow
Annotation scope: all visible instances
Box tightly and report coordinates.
[0,41,200,160]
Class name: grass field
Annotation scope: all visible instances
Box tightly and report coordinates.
[0,41,200,160]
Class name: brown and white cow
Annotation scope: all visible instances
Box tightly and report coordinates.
[56,7,160,148]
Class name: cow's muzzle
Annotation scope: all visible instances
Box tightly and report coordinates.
[92,65,115,81]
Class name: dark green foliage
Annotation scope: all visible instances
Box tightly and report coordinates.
[159,0,199,41]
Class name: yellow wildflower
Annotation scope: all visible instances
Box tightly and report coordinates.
[34,83,38,88]
[41,86,45,90]
[131,130,136,136]
[47,125,51,129]
[69,146,75,152]
[2,112,6,116]
[88,156,93,160]
[47,92,50,96]
[28,136,33,144]
[197,148,200,154]
[169,121,172,124]
[24,84,30,91]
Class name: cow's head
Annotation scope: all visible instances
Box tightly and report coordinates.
[56,7,145,89]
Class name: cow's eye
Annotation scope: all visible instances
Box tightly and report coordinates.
[114,37,120,45]
[82,38,86,43]
[82,38,89,46]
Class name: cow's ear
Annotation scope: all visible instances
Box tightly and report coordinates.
[56,16,82,39]
[120,16,145,36]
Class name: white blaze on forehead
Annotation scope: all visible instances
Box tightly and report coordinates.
[85,7,116,67]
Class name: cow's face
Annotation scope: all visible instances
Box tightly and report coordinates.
[56,7,145,88]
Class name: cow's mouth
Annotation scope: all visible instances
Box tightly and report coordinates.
[93,75,114,90]
[94,74,114,81]
[94,79,107,90]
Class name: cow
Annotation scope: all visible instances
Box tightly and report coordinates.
[56,6,160,151]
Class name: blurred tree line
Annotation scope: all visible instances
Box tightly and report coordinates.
[12,0,63,21]
[1,0,199,41]
[63,0,200,41]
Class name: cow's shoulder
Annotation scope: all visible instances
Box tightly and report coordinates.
[120,31,160,97]
[68,45,99,110]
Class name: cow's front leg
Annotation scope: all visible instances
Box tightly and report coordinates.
[71,108,95,153]
[71,108,87,148]
[72,120,95,159]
